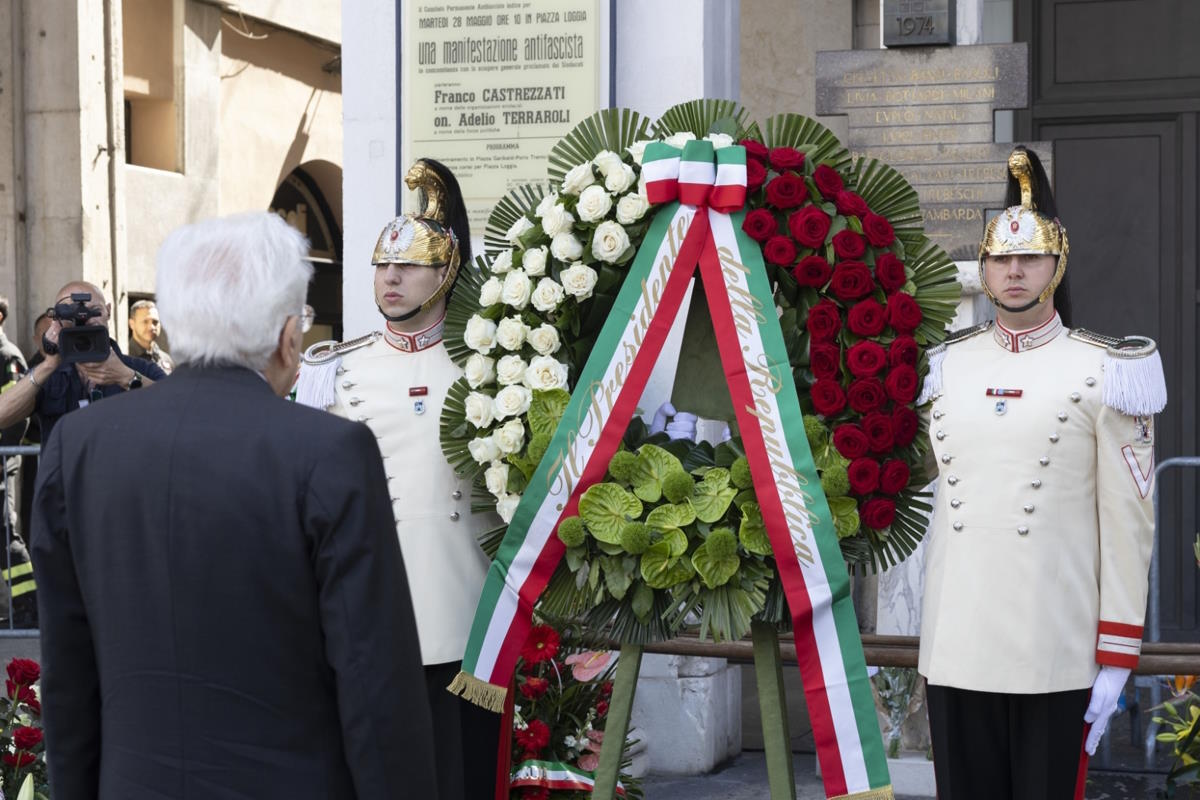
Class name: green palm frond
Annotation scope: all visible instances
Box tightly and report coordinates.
[851,157,924,244]
[844,490,933,574]
[439,376,482,480]
[483,183,552,257]
[547,108,653,185]
[597,591,679,644]
[762,113,852,172]
[475,522,508,559]
[444,255,490,365]
[652,99,754,140]
[906,236,962,345]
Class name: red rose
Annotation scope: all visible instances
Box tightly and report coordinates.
[886,292,923,334]
[746,158,767,192]
[763,235,797,266]
[888,335,918,368]
[740,138,769,161]
[847,378,887,414]
[861,411,895,453]
[765,174,808,209]
[835,190,869,218]
[6,659,39,688]
[742,208,777,243]
[832,230,866,259]
[811,379,848,416]
[829,261,874,302]
[880,459,911,495]
[885,365,919,404]
[788,206,832,248]
[805,299,842,342]
[769,146,806,171]
[10,684,38,714]
[862,213,896,247]
[12,726,41,751]
[600,681,613,697]
[860,498,897,529]
[832,424,870,459]
[810,343,842,380]
[847,298,886,336]
[846,340,887,378]
[874,253,907,293]
[792,255,833,288]
[2,752,35,768]
[519,676,550,699]
[847,458,881,495]
[515,718,551,752]
[596,699,610,716]
[892,406,919,447]
[813,164,845,199]
[521,625,560,665]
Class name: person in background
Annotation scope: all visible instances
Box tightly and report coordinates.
[128,299,174,374]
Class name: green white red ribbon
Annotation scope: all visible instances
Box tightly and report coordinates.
[511,759,627,796]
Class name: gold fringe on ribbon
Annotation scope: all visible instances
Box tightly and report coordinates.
[832,786,895,800]
[446,670,508,713]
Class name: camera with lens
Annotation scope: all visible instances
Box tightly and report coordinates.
[45,293,110,364]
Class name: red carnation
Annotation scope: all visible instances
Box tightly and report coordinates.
[740,138,769,161]
[809,343,842,380]
[880,459,911,495]
[746,158,768,192]
[874,253,907,293]
[862,213,896,247]
[832,424,870,459]
[813,164,845,199]
[830,261,874,302]
[860,498,897,529]
[769,146,806,171]
[835,190,869,218]
[805,299,842,342]
[847,458,881,495]
[847,298,886,336]
[521,625,560,665]
[832,230,866,260]
[515,719,551,752]
[892,406,919,447]
[6,658,39,688]
[519,676,550,700]
[862,411,895,453]
[763,235,798,266]
[847,377,887,414]
[885,365,919,404]
[765,174,809,209]
[3,752,35,768]
[846,340,886,378]
[811,379,848,416]
[888,335,918,368]
[596,700,610,716]
[12,725,41,751]
[600,681,613,697]
[788,206,832,248]
[793,255,833,288]
[742,209,777,243]
[886,292,923,334]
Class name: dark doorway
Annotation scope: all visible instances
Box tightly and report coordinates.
[270,166,344,345]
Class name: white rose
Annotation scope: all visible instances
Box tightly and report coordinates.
[479,277,503,307]
[626,139,653,165]
[540,203,575,238]
[501,270,532,310]
[616,191,650,225]
[527,323,561,356]
[591,221,631,264]
[705,132,735,149]
[464,353,496,388]
[604,164,636,194]
[468,436,501,464]
[522,245,549,276]
[485,461,510,497]
[463,315,498,354]
[535,191,560,218]
[530,278,566,313]
[505,215,535,245]
[493,384,533,420]
[664,131,696,149]
[496,354,528,386]
[550,232,584,262]
[576,185,613,223]
[464,391,496,428]
[495,316,528,351]
[496,493,521,523]
[492,418,526,455]
[592,150,625,178]
[560,263,599,300]
[561,162,597,195]
[524,356,569,391]
[490,248,514,275]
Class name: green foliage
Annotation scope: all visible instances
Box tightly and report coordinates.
[528,389,570,438]
[557,516,587,548]
[443,255,492,366]
[829,496,862,540]
[607,450,639,483]
[706,528,738,560]
[803,414,828,447]
[652,99,755,141]
[629,444,686,503]
[692,468,739,523]
[578,483,643,545]
[730,456,753,490]
[662,469,696,503]
[640,541,695,589]
[619,522,653,555]
[821,464,850,498]
[483,183,552,256]
[547,107,653,185]
[738,502,774,556]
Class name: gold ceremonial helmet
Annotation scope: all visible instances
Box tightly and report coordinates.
[978,149,1070,309]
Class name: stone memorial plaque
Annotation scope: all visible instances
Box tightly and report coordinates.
[883,0,955,47]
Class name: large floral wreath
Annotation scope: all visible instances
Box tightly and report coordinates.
[440,100,960,643]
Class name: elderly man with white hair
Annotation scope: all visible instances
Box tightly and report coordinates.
[30,212,437,800]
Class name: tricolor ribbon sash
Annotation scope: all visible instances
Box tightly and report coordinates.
[511,760,627,796]
[452,145,893,799]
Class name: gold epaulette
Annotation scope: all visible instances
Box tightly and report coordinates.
[1068,328,1158,359]
[300,331,382,366]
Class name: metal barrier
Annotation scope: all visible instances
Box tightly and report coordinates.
[0,445,40,637]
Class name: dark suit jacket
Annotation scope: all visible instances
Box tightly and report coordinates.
[31,366,438,800]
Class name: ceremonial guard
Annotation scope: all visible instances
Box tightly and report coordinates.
[917,148,1167,799]
[295,160,498,799]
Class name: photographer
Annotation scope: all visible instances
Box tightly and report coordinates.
[0,282,165,438]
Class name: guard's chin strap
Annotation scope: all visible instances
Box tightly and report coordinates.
[377,303,423,323]
[989,273,1057,315]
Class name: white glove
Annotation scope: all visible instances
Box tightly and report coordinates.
[1083,665,1131,755]
[649,402,699,442]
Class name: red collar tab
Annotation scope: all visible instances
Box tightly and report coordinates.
[993,313,1063,353]
[384,314,445,353]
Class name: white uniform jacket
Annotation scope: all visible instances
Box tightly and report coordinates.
[918,314,1161,694]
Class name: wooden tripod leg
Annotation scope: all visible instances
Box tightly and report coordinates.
[753,620,797,800]
[592,642,644,800]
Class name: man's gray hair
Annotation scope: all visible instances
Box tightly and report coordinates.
[156,212,312,371]
[130,299,157,315]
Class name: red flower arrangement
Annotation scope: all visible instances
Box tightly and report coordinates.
[0,657,46,794]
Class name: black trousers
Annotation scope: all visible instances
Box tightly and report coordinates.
[426,660,502,800]
[926,682,1090,800]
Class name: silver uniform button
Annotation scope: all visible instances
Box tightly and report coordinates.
[349,397,364,406]
[1039,456,1050,466]
[947,476,959,486]
[952,521,964,531]
[1049,433,1059,443]
[336,366,346,375]
[452,490,463,500]
[933,410,944,420]
[1017,525,1030,536]
[935,430,946,440]
[1070,392,1081,402]
[1023,504,1035,513]
[358,415,371,423]
[449,511,460,522]
[1058,412,1068,422]
[941,454,953,464]
[1085,377,1097,387]
[950,499,962,509]
[1031,479,1042,489]
[342,380,356,389]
